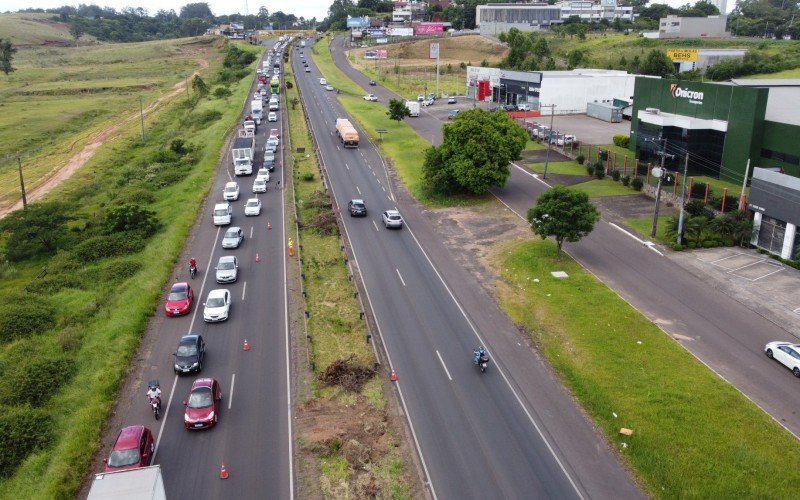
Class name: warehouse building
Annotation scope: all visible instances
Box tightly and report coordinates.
[748,168,800,260]
[629,78,800,185]
[476,1,634,35]
[657,15,730,39]
[666,48,746,73]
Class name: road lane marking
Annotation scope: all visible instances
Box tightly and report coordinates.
[152,374,179,461]
[395,268,406,286]
[608,222,664,256]
[242,281,247,301]
[228,373,235,410]
[188,225,221,332]
[356,186,361,195]
[436,350,452,381]
[372,220,379,231]
[250,226,254,238]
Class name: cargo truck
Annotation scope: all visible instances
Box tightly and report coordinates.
[251,100,263,125]
[87,465,166,500]
[405,101,420,117]
[232,130,255,175]
[335,118,359,148]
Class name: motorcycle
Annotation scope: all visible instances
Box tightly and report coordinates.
[148,380,162,420]
[189,264,197,279]
[473,351,490,373]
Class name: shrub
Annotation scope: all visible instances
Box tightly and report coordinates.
[0,300,56,342]
[213,86,232,98]
[708,193,738,211]
[115,187,156,205]
[99,259,143,282]
[685,198,707,217]
[611,169,621,181]
[285,80,293,90]
[0,406,54,478]
[703,240,718,248]
[631,177,644,191]
[621,175,631,186]
[192,110,223,129]
[671,243,686,251]
[612,134,630,148]
[102,204,160,237]
[576,154,585,165]
[585,164,595,176]
[301,172,316,182]
[691,183,712,200]
[2,357,76,407]
[594,167,606,180]
[25,273,86,294]
[72,232,147,261]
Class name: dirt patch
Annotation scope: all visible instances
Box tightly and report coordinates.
[592,193,678,224]
[319,356,376,392]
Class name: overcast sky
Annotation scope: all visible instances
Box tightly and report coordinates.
[2,0,734,23]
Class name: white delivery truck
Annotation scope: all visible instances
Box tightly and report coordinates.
[405,100,420,117]
[251,100,263,125]
[232,130,255,175]
[87,465,166,500]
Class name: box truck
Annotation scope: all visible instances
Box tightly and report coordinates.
[88,465,166,500]
[335,118,359,148]
[251,100,263,125]
[405,101,420,117]
[232,130,255,175]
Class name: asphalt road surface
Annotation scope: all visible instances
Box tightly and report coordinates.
[298,41,641,499]
[95,39,293,498]
[328,36,800,441]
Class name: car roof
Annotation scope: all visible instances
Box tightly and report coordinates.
[225,181,237,188]
[214,202,229,207]
[208,289,228,298]
[246,198,260,204]
[171,282,189,291]
[179,334,199,344]
[115,425,146,449]
[351,199,364,204]
[218,255,236,263]
[191,378,215,390]
[385,209,400,215]
[225,226,241,232]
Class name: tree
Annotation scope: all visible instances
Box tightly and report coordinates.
[567,49,585,69]
[0,202,69,261]
[180,2,214,20]
[192,75,209,97]
[527,186,600,255]
[0,39,17,77]
[69,18,86,45]
[640,49,675,78]
[421,108,528,196]
[387,99,410,121]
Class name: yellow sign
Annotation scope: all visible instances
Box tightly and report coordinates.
[667,49,698,62]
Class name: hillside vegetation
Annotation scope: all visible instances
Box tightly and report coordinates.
[0,13,88,46]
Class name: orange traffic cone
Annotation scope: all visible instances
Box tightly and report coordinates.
[219,463,229,480]
[256,253,261,263]
[243,339,250,351]
[390,369,397,382]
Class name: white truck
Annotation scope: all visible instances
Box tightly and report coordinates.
[87,465,166,500]
[300,40,306,48]
[405,100,420,117]
[243,119,256,135]
[232,130,255,176]
[251,100,263,125]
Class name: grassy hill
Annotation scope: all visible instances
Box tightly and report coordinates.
[0,12,93,46]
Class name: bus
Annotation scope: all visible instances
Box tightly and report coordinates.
[270,76,280,94]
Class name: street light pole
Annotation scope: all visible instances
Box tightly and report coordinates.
[676,152,689,244]
[650,138,673,238]
[542,104,556,179]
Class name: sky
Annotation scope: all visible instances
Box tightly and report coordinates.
[2,0,735,22]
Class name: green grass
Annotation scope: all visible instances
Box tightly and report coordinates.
[524,139,547,151]
[495,239,800,497]
[0,37,211,208]
[527,160,586,176]
[570,179,639,198]
[0,39,260,498]
[623,216,671,243]
[0,13,87,46]
[744,67,800,79]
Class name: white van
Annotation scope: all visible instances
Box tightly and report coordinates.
[213,202,232,226]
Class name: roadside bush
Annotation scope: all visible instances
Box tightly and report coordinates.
[685,198,707,217]
[99,259,143,282]
[576,154,585,165]
[25,272,86,294]
[0,202,70,262]
[585,164,595,176]
[102,204,160,237]
[301,172,316,182]
[0,406,54,478]
[621,175,631,186]
[631,177,644,191]
[2,356,76,407]
[594,162,606,179]
[708,193,738,211]
[213,86,232,98]
[611,169,621,182]
[285,80,293,90]
[115,187,156,205]
[72,232,147,261]
[612,134,630,148]
[0,299,57,342]
[691,182,711,200]
[192,109,223,129]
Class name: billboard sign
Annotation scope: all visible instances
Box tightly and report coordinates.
[667,48,698,62]
[367,29,386,37]
[387,27,413,37]
[346,16,370,28]
[364,50,388,59]
[415,23,444,35]
[429,43,439,59]
[376,38,388,44]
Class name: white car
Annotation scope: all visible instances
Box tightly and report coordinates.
[268,112,277,122]
[421,99,434,107]
[271,93,280,102]
[256,168,271,180]
[215,256,238,283]
[325,85,334,91]
[765,342,800,377]
[517,103,531,111]
[363,94,378,102]
[221,227,243,249]
[305,67,311,73]
[223,181,239,201]
[244,198,262,216]
[319,78,327,85]
[557,134,577,146]
[381,210,403,229]
[203,289,231,323]
[253,176,268,193]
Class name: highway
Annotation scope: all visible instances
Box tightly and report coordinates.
[327,36,800,440]
[96,39,293,498]
[297,41,641,499]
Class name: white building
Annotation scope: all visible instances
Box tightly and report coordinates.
[658,15,730,39]
[477,1,637,35]
[560,0,635,22]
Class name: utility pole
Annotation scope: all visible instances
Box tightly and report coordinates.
[651,138,673,238]
[739,158,751,210]
[139,96,146,142]
[17,154,27,209]
[542,104,556,179]
[435,45,440,99]
[676,153,689,245]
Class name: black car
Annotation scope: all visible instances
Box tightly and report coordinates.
[503,104,518,111]
[174,335,205,374]
[263,157,276,172]
[369,80,377,86]
[348,199,367,217]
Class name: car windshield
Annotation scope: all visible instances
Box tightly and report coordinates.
[225,186,236,192]
[353,203,364,209]
[108,447,140,467]
[177,344,198,357]
[218,260,235,270]
[247,201,259,208]
[224,230,238,238]
[206,296,225,308]
[389,215,401,220]
[214,209,228,216]
[168,291,187,301]
[188,387,213,408]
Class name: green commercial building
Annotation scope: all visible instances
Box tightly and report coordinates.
[629,78,800,184]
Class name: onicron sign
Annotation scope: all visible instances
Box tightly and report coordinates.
[669,84,704,104]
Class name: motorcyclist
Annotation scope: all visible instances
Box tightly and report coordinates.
[146,383,161,405]
[473,346,487,364]
[189,257,197,276]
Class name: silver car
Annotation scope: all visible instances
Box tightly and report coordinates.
[221,227,244,249]
[215,255,239,283]
[381,210,403,229]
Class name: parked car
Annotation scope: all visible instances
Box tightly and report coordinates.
[447,109,460,120]
[223,182,239,201]
[319,78,327,85]
[558,134,577,147]
[174,334,205,374]
[183,378,222,429]
[325,85,334,91]
[363,94,378,101]
[518,103,531,111]
[503,104,517,111]
[421,99,434,107]
[765,341,800,377]
[244,198,262,217]
[447,96,457,104]
[348,199,367,216]
[417,94,425,101]
[381,209,403,229]
[164,282,193,317]
[203,289,231,322]
[215,255,239,283]
[222,227,244,249]
[104,426,154,472]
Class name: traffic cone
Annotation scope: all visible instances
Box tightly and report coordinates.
[219,463,229,480]
[243,339,250,351]
[256,253,261,263]
[390,369,397,382]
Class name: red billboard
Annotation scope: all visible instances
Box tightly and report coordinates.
[415,23,444,35]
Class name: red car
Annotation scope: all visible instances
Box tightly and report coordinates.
[165,282,193,317]
[183,378,222,430]
[104,425,154,472]
[269,128,280,139]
